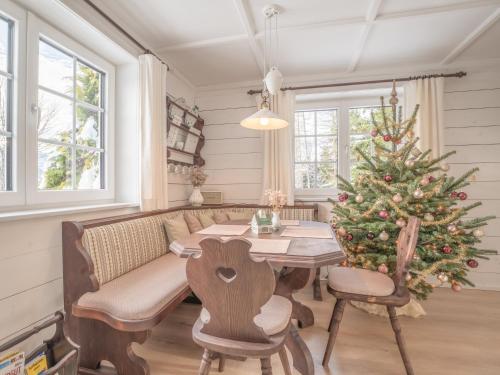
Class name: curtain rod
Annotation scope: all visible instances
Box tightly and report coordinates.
[83,0,170,71]
[247,71,466,95]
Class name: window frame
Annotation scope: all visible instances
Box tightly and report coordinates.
[25,13,115,205]
[294,95,398,199]
[0,0,26,207]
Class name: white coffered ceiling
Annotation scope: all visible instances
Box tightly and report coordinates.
[91,0,500,87]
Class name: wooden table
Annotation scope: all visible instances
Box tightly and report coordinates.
[170,220,346,375]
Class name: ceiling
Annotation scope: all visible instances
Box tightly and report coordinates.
[92,0,500,87]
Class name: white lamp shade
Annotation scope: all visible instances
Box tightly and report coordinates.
[240,108,288,130]
[264,66,283,96]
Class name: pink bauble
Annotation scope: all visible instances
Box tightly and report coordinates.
[452,283,462,292]
[378,210,389,219]
[370,129,378,137]
[378,264,388,274]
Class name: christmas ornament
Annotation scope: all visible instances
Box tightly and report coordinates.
[450,191,458,199]
[405,273,412,282]
[346,233,354,241]
[355,194,364,203]
[473,229,484,238]
[428,176,436,183]
[379,231,389,241]
[338,193,349,202]
[413,188,424,199]
[447,224,457,233]
[378,210,389,219]
[366,232,375,240]
[337,227,347,237]
[394,138,401,145]
[420,176,430,186]
[396,218,406,228]
[442,245,452,254]
[404,159,415,167]
[370,129,378,137]
[384,175,393,183]
[424,213,434,222]
[437,273,449,282]
[452,282,462,292]
[411,147,422,157]
[440,163,450,172]
[392,193,403,203]
[378,264,388,274]
[458,192,468,200]
[383,134,392,142]
[467,259,479,268]
[437,204,446,212]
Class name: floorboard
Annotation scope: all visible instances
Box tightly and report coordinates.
[134,283,500,374]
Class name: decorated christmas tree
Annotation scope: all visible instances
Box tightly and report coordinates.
[331,86,496,300]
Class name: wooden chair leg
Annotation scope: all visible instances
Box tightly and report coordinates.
[322,298,347,367]
[218,355,226,372]
[327,306,335,332]
[278,347,292,375]
[199,349,214,375]
[260,357,272,375]
[387,306,415,375]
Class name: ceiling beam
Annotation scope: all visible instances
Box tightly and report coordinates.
[157,34,248,52]
[232,0,265,75]
[347,0,383,73]
[441,7,500,64]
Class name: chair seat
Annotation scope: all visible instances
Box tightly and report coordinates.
[328,267,395,297]
[76,253,188,322]
[200,295,292,336]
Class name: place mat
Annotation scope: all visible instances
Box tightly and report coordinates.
[280,226,333,239]
[197,224,250,236]
[220,237,290,254]
[280,220,300,226]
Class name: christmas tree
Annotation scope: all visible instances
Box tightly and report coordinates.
[331,87,496,300]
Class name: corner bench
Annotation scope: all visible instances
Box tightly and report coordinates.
[62,204,317,375]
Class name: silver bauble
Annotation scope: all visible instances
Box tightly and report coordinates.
[392,193,403,203]
[473,229,484,238]
[379,231,389,241]
[396,218,407,228]
[413,188,424,199]
[424,213,434,222]
[405,159,415,167]
[355,194,364,203]
[440,163,450,172]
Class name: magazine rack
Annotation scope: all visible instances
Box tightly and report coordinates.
[0,312,79,375]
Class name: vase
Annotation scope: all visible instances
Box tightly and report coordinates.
[189,186,204,207]
[271,211,281,231]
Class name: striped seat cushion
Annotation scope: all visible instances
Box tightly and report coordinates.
[82,215,169,285]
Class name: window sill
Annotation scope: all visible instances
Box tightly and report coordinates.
[0,202,139,222]
[295,197,334,203]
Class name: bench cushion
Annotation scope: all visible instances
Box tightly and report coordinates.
[328,267,395,297]
[164,215,190,242]
[198,214,215,228]
[82,215,169,284]
[184,212,203,233]
[77,253,188,321]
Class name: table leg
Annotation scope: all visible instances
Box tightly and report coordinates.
[313,268,323,301]
[275,267,315,328]
[275,267,315,375]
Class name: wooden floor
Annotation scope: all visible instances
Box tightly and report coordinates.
[135,283,500,375]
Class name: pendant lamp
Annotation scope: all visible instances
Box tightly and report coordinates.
[241,5,288,131]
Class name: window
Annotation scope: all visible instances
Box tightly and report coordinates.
[294,96,400,197]
[37,39,105,191]
[294,110,338,190]
[0,15,13,192]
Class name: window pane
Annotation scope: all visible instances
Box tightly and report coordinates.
[295,136,315,162]
[38,142,72,190]
[0,135,9,191]
[317,110,337,135]
[295,163,315,189]
[76,106,100,148]
[76,149,102,189]
[38,90,73,142]
[0,76,8,132]
[317,163,336,188]
[0,18,9,72]
[77,62,102,107]
[295,111,314,136]
[317,136,337,162]
[39,40,73,95]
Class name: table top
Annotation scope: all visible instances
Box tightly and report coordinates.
[169,220,346,268]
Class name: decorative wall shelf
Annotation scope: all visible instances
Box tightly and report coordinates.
[167,97,205,167]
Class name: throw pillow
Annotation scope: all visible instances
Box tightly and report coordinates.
[213,212,229,224]
[199,214,215,228]
[184,212,203,233]
[227,211,250,221]
[163,215,190,243]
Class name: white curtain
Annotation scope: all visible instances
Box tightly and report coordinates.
[404,77,445,159]
[260,91,295,205]
[139,54,168,211]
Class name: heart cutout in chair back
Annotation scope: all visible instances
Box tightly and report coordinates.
[216,267,237,283]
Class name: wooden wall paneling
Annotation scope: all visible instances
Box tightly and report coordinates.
[204,152,263,170]
[201,107,256,125]
[444,88,500,110]
[196,91,255,110]
[445,144,500,163]
[201,183,261,202]
[444,70,500,92]
[445,126,500,145]
[203,123,262,140]
[449,163,500,181]
[205,168,262,185]
[203,138,263,155]
[444,107,500,127]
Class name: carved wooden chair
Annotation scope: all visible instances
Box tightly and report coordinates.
[323,216,421,375]
[187,237,293,375]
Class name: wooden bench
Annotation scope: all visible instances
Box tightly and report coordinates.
[62,204,317,375]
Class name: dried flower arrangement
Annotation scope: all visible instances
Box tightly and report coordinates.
[190,166,207,187]
[264,189,287,212]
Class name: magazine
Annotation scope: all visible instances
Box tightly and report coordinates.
[0,352,25,375]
